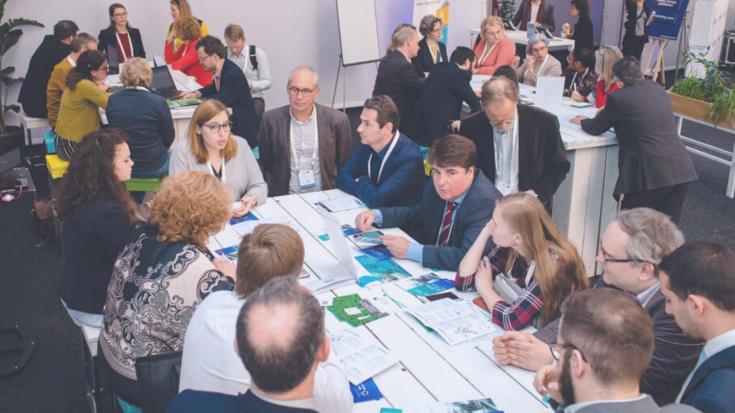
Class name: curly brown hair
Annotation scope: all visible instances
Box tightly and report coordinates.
[148,171,232,250]
[56,129,141,223]
[174,15,201,41]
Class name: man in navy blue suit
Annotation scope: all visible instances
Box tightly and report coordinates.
[336,95,425,208]
[659,242,735,413]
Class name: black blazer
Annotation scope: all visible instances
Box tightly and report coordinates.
[572,15,594,51]
[415,62,481,146]
[199,59,260,148]
[459,104,570,206]
[624,0,652,42]
[513,0,556,31]
[581,80,697,195]
[412,37,448,75]
[97,27,146,66]
[378,171,501,271]
[18,35,71,117]
[681,345,735,413]
[373,50,426,138]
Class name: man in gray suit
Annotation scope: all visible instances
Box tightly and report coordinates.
[355,134,501,271]
[534,288,700,413]
[257,65,354,196]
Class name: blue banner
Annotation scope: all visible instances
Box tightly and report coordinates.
[646,0,690,40]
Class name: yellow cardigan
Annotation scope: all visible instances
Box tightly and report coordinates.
[55,79,109,142]
[46,57,73,128]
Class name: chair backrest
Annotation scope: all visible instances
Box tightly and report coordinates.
[134,350,183,413]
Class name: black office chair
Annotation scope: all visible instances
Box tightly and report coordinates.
[134,351,183,413]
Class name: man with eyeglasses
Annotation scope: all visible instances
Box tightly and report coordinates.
[534,288,699,412]
[458,76,569,212]
[493,208,703,405]
[181,35,259,148]
[257,65,353,196]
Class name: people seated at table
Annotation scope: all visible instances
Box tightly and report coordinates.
[106,57,174,179]
[623,0,653,60]
[510,34,562,87]
[47,33,97,129]
[168,276,336,413]
[165,16,212,87]
[178,224,352,412]
[494,208,703,405]
[563,47,598,102]
[534,288,699,412]
[337,95,424,207]
[97,3,145,70]
[561,0,594,52]
[412,14,448,76]
[182,35,259,147]
[493,65,520,87]
[473,16,515,76]
[415,47,481,146]
[170,99,266,216]
[512,0,556,32]
[355,134,501,271]
[258,65,353,196]
[167,0,208,52]
[54,50,110,161]
[98,171,235,409]
[373,24,425,137]
[659,242,735,413]
[459,76,569,210]
[593,46,623,109]
[18,20,78,118]
[572,57,697,223]
[456,192,587,331]
[224,24,272,119]
[56,129,141,328]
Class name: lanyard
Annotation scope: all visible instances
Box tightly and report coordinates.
[478,41,497,66]
[535,54,549,75]
[524,261,536,287]
[66,55,76,67]
[207,153,227,183]
[289,107,319,172]
[115,32,134,62]
[367,131,400,183]
[570,68,588,92]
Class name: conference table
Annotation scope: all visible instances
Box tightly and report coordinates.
[469,28,575,52]
[207,190,551,413]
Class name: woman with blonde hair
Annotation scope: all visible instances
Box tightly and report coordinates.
[593,46,624,109]
[456,192,588,331]
[166,0,208,51]
[169,99,266,217]
[165,15,211,86]
[472,16,515,75]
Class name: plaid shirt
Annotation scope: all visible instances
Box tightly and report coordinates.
[455,245,545,331]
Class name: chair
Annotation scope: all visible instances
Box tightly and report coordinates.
[18,111,50,166]
[81,325,104,413]
[134,351,183,413]
[125,178,162,193]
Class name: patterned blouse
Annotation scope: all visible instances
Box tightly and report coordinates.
[99,226,234,380]
[563,67,599,100]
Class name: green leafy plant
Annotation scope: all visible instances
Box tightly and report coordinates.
[670,52,735,126]
[0,0,43,133]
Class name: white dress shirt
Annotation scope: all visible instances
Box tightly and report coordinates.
[493,108,520,195]
[227,43,272,98]
[288,106,322,193]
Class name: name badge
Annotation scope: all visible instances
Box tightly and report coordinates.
[298,169,316,190]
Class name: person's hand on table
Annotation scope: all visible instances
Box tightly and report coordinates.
[233,195,257,217]
[534,363,564,405]
[493,332,554,370]
[213,258,236,278]
[510,56,520,69]
[570,90,585,102]
[180,90,201,99]
[355,210,376,232]
[569,115,587,125]
[382,234,410,259]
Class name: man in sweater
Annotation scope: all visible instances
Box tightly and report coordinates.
[46,33,97,128]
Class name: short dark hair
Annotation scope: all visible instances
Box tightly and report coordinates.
[571,47,595,69]
[429,134,476,170]
[236,276,324,393]
[571,0,590,16]
[493,65,519,87]
[659,242,735,311]
[560,289,654,385]
[450,46,475,66]
[196,35,227,59]
[612,56,643,85]
[54,20,79,39]
[66,50,107,90]
[363,95,400,133]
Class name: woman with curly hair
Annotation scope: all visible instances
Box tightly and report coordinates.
[98,170,235,409]
[164,15,211,86]
[56,128,141,328]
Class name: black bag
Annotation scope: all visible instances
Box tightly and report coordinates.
[134,351,182,413]
[249,44,258,72]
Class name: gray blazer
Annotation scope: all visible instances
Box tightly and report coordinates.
[516,55,563,86]
[566,395,700,413]
[257,104,354,196]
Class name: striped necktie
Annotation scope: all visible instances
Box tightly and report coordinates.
[436,202,457,246]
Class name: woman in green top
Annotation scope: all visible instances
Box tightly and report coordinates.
[55,50,111,160]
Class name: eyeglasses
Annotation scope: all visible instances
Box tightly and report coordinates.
[288,86,315,97]
[114,12,128,17]
[96,65,109,72]
[598,246,636,264]
[201,121,233,133]
[549,342,587,362]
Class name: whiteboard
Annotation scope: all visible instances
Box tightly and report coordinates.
[336,0,381,66]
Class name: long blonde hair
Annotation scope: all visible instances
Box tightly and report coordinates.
[497,193,589,326]
[596,46,623,91]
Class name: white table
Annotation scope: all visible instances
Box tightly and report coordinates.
[470,28,575,52]
[207,191,550,413]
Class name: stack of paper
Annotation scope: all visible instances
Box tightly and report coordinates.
[317,195,365,212]
[328,328,399,384]
[407,299,498,346]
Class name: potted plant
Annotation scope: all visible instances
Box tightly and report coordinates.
[668,53,735,130]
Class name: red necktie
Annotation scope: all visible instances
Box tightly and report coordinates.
[436,202,457,246]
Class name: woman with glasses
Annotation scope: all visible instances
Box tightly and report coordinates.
[592,46,623,109]
[511,34,562,86]
[97,3,145,68]
[412,15,448,76]
[170,99,266,217]
[165,15,212,86]
[55,50,111,160]
[473,16,515,76]
[456,192,588,331]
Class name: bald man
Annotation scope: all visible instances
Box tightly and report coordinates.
[168,276,343,413]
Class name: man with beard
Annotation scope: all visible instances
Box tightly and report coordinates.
[534,288,699,412]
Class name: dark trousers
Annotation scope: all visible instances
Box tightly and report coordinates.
[253,97,265,119]
[620,182,690,223]
[622,34,647,61]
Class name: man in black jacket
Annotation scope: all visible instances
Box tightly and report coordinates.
[18,20,78,118]
[572,57,697,223]
[459,76,569,210]
[414,47,481,147]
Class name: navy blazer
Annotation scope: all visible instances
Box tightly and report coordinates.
[681,345,735,413]
[167,390,317,413]
[379,171,501,271]
[373,50,426,138]
[336,133,424,208]
[199,59,260,148]
[412,37,448,75]
[415,62,481,146]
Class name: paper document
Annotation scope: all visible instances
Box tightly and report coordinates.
[407,299,499,345]
[317,195,365,212]
[535,76,564,107]
[328,328,399,384]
